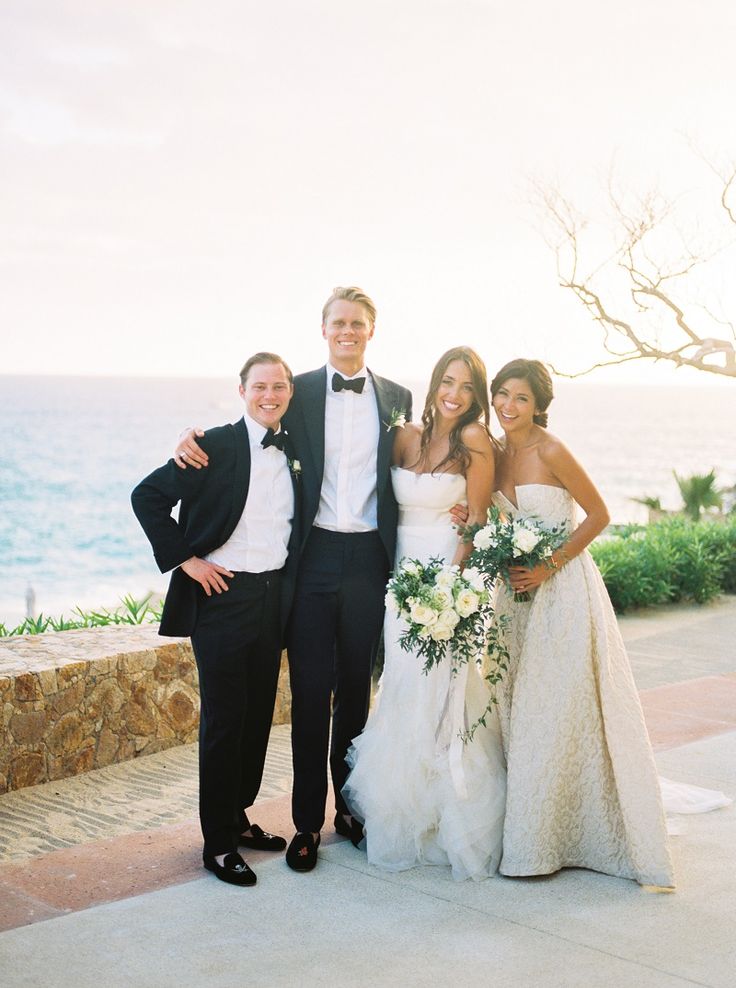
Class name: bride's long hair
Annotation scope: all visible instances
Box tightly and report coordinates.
[419,346,493,475]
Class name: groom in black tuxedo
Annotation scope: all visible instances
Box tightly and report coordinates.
[174,288,412,871]
[132,352,300,887]
[282,287,412,869]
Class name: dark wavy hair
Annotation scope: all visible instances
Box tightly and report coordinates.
[490,358,554,427]
[419,346,491,474]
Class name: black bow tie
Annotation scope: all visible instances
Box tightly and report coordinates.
[332,372,366,394]
[261,428,286,452]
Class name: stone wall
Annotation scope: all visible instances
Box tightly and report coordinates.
[0,626,291,794]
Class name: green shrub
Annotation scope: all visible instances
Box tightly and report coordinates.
[650,518,725,604]
[698,515,736,594]
[591,516,735,612]
[591,534,673,612]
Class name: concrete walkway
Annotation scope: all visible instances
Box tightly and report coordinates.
[1,598,735,987]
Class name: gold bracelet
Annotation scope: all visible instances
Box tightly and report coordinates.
[552,550,570,570]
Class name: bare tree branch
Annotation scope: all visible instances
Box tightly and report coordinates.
[686,138,736,225]
[721,170,736,225]
[536,154,736,380]
[633,285,702,345]
[698,304,736,343]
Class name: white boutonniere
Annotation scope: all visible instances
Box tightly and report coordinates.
[385,407,407,432]
[288,458,302,478]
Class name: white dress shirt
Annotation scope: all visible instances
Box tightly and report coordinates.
[314,364,380,533]
[205,413,294,572]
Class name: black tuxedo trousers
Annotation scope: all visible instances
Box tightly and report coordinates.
[287,527,390,833]
[191,570,282,857]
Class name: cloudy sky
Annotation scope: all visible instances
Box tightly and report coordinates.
[2,0,735,384]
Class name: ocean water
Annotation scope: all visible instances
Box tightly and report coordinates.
[1,374,734,626]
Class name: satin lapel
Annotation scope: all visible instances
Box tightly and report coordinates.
[286,444,300,549]
[222,419,251,541]
[372,372,398,486]
[301,367,327,485]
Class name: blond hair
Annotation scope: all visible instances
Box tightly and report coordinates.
[321,286,377,327]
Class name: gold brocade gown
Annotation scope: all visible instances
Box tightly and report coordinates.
[492,484,675,888]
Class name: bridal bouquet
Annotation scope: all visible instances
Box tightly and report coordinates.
[385,557,493,673]
[385,557,509,741]
[467,506,567,602]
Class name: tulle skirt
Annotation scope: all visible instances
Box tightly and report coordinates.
[344,609,507,882]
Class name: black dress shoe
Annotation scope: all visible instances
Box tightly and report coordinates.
[285,832,321,872]
[334,813,365,847]
[203,852,257,886]
[239,823,287,852]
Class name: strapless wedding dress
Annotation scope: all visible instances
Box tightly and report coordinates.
[492,484,730,888]
[343,467,506,881]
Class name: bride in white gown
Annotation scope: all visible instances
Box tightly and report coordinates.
[343,347,506,881]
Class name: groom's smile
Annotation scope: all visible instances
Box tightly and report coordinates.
[322,298,375,375]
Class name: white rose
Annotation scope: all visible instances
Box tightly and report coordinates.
[434,568,456,589]
[385,591,399,613]
[473,527,495,550]
[418,624,433,639]
[513,526,541,554]
[462,566,486,592]
[432,588,454,609]
[409,602,438,627]
[402,560,420,576]
[430,622,454,642]
[437,608,460,630]
[455,589,480,618]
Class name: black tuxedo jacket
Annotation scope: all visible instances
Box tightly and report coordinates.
[282,367,412,565]
[131,418,300,638]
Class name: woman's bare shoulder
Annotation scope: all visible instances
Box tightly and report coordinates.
[393,421,423,463]
[461,420,493,451]
[537,430,571,464]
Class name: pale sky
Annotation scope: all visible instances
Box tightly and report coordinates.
[2,0,736,385]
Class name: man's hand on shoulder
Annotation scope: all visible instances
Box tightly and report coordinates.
[174,428,208,470]
[180,557,233,594]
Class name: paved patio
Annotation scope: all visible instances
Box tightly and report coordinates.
[1,597,734,987]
